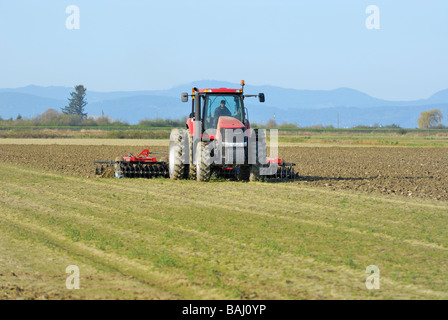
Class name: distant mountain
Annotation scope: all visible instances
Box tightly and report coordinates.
[251,104,448,128]
[0,92,65,117]
[1,82,448,128]
[0,85,71,100]
[0,85,159,103]
[87,95,184,123]
[427,89,448,104]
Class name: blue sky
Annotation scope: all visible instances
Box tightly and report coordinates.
[0,0,447,100]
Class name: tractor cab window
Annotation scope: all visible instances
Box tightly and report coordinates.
[203,94,244,130]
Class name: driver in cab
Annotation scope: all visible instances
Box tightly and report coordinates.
[213,100,231,120]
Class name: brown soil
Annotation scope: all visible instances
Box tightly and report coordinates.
[0,144,447,201]
[0,145,168,178]
[284,146,448,201]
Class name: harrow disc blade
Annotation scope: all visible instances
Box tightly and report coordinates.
[259,164,297,181]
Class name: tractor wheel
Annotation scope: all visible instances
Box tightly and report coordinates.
[169,129,187,180]
[189,162,197,179]
[197,142,211,182]
[238,165,250,181]
[188,137,197,180]
[249,129,267,182]
[249,164,260,182]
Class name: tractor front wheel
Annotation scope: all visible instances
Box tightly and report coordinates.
[169,129,187,180]
[249,129,266,182]
[188,136,197,180]
[196,142,211,182]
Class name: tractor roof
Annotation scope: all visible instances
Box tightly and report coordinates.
[199,88,243,94]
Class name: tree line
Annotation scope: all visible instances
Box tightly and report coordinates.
[0,110,187,128]
[1,85,447,129]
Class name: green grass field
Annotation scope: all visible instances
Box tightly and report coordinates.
[0,162,446,299]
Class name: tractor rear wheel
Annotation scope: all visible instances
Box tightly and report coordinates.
[188,137,197,180]
[249,129,266,182]
[189,162,197,179]
[169,129,187,180]
[238,165,250,181]
[197,142,211,182]
[249,164,260,182]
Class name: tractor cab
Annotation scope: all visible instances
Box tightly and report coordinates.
[202,93,244,131]
[182,81,265,138]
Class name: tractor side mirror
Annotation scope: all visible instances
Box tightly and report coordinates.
[259,93,265,103]
[181,92,189,103]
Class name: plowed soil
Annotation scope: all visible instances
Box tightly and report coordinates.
[0,143,447,201]
[283,147,448,201]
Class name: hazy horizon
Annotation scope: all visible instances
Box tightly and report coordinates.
[0,81,446,103]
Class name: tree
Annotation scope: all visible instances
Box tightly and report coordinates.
[266,119,278,128]
[39,108,62,125]
[41,108,60,120]
[62,85,88,119]
[417,109,443,128]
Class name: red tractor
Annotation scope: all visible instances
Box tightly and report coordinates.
[169,81,296,182]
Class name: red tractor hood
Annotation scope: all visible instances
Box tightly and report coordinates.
[215,116,245,142]
[217,116,244,129]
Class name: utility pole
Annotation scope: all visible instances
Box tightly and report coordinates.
[337,112,339,129]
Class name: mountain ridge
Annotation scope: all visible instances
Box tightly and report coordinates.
[1,82,447,128]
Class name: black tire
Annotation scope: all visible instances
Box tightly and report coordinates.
[189,163,197,180]
[250,164,260,182]
[238,165,250,181]
[188,136,197,180]
[169,129,187,180]
[197,142,211,182]
[249,129,267,182]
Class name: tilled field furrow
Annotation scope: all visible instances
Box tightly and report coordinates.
[1,144,448,200]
